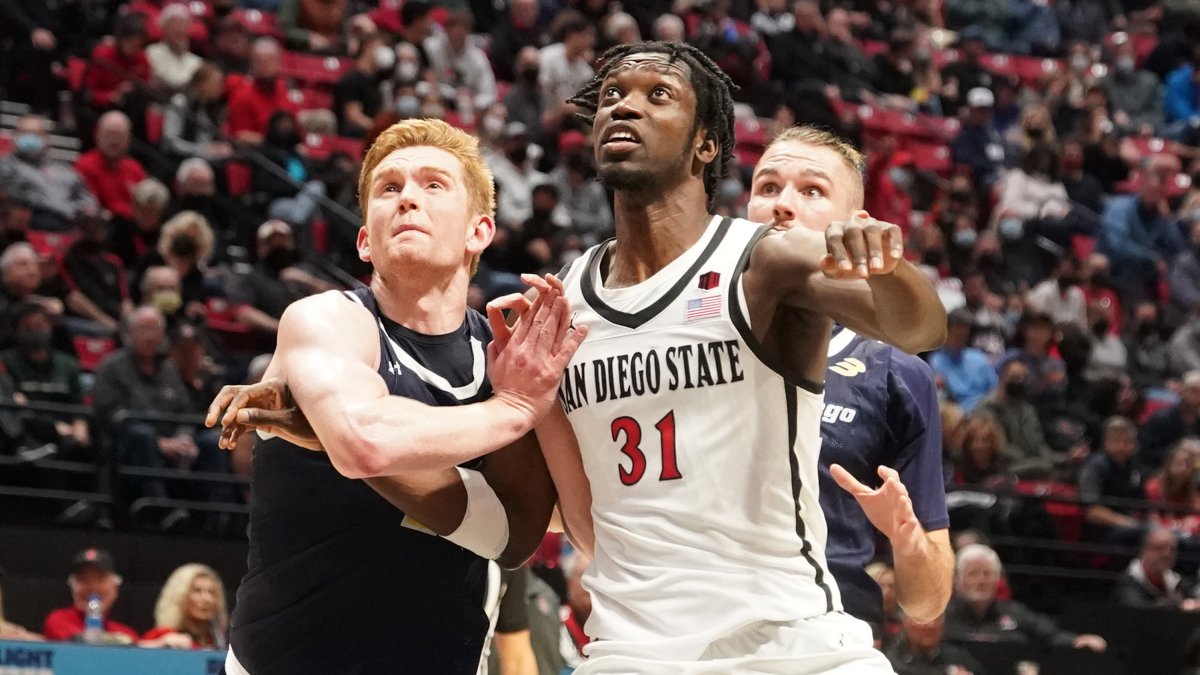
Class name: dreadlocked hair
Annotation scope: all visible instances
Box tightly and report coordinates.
[568,41,738,210]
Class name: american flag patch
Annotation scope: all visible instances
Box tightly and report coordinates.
[685,296,722,321]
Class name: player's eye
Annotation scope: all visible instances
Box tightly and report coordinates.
[651,86,670,98]
[803,187,825,198]
[603,86,621,100]
[757,183,779,195]
[383,183,399,193]
[428,181,444,190]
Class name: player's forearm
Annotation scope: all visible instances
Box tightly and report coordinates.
[325,396,532,479]
[865,262,947,354]
[363,469,467,535]
[893,528,954,623]
[535,413,595,558]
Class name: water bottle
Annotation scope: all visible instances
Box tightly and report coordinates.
[82,593,104,644]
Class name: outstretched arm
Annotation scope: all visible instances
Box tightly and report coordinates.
[745,212,947,354]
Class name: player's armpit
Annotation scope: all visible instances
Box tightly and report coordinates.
[535,406,594,559]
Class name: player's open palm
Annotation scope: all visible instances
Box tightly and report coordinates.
[831,464,925,557]
[821,211,904,280]
[486,273,588,425]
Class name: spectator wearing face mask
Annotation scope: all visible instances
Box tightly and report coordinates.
[490,0,548,82]
[976,359,1069,478]
[140,211,215,316]
[0,114,98,232]
[952,87,1008,193]
[1027,256,1088,331]
[502,47,545,139]
[335,33,392,138]
[487,122,549,229]
[1099,170,1187,305]
[1103,41,1165,137]
[229,220,333,345]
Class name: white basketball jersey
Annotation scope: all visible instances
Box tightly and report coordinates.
[558,215,842,659]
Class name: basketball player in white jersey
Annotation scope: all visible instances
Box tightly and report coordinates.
[212,41,947,673]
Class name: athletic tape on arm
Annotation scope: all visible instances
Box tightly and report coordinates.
[445,466,510,559]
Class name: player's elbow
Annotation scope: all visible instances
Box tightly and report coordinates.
[895,322,947,355]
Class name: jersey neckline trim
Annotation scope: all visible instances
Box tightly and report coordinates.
[580,216,733,329]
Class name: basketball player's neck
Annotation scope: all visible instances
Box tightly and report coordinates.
[606,179,711,288]
[371,269,469,335]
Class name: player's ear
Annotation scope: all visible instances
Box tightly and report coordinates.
[465,214,495,259]
[694,131,718,165]
[356,225,371,262]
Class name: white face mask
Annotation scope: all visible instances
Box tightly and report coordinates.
[373,44,396,71]
[397,60,419,82]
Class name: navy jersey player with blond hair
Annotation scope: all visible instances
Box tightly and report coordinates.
[746,125,953,636]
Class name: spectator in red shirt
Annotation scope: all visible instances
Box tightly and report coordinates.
[75,111,147,223]
[42,547,139,644]
[225,37,297,146]
[82,13,151,112]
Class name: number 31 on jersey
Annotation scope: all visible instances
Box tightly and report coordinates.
[611,411,680,486]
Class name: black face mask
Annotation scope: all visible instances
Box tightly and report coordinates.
[1092,318,1111,336]
[521,68,539,85]
[262,247,297,274]
[1004,379,1027,399]
[170,234,199,259]
[506,147,528,164]
[922,248,946,268]
[1057,276,1077,292]
[16,328,52,352]
[1090,272,1112,288]
[565,153,590,174]
[1136,321,1160,340]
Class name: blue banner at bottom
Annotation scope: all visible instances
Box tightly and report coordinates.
[0,639,223,675]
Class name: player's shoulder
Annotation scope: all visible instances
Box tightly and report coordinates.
[280,289,375,338]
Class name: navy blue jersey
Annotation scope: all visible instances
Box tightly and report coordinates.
[819,328,949,630]
[230,287,494,675]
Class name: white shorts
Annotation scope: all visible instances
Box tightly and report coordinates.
[575,612,895,675]
[224,648,252,675]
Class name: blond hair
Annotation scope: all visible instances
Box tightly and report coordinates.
[158,210,215,265]
[357,119,496,275]
[153,563,227,631]
[767,125,866,208]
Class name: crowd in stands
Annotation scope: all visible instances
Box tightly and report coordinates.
[5,0,1200,670]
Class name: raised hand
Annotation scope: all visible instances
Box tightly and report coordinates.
[485,273,588,426]
[831,464,926,557]
[821,211,905,280]
[205,377,320,451]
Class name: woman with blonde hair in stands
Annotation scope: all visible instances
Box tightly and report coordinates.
[140,209,215,318]
[1145,439,1200,538]
[139,563,227,649]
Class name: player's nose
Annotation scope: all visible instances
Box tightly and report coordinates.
[772,188,798,223]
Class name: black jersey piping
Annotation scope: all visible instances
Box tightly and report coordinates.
[787,384,836,613]
[580,217,733,329]
[727,225,824,395]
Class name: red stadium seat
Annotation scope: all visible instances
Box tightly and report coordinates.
[205,298,258,351]
[227,162,253,196]
[26,230,77,258]
[145,106,164,144]
[72,336,117,372]
[906,140,954,175]
[232,8,283,39]
[281,51,352,87]
[0,133,12,157]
